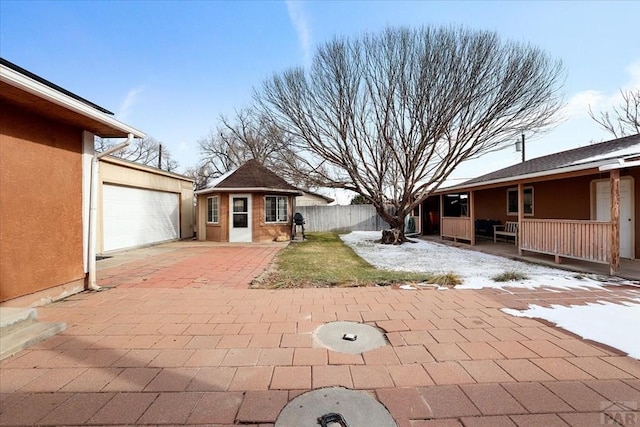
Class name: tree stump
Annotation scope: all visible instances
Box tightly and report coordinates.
[381,229,401,245]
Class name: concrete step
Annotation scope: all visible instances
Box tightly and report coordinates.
[0,307,37,329]
[0,307,66,361]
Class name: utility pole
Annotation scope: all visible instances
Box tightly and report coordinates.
[158,144,163,169]
[515,133,525,162]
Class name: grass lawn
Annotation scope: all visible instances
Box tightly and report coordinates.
[253,232,438,289]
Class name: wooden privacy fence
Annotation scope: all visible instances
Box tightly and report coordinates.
[520,219,611,264]
[294,205,389,232]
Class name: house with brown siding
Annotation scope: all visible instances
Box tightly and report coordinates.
[424,135,640,275]
[0,58,146,304]
[195,160,302,242]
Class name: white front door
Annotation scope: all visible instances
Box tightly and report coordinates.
[595,178,634,259]
[229,194,252,242]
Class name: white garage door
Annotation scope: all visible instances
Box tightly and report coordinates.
[103,184,180,252]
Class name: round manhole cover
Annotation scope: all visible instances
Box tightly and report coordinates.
[275,387,396,427]
[314,321,387,354]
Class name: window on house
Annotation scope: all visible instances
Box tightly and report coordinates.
[507,187,533,216]
[265,196,288,222]
[207,196,219,223]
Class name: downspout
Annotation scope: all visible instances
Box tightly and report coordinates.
[87,134,133,291]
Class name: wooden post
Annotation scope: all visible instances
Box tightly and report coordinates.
[469,191,475,246]
[439,194,444,240]
[517,183,524,255]
[610,169,620,275]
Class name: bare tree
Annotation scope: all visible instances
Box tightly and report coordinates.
[96,136,179,172]
[182,164,214,191]
[198,108,319,188]
[257,26,564,243]
[589,89,640,138]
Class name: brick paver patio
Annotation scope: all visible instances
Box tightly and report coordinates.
[1,242,639,426]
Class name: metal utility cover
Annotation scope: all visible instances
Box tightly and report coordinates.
[314,321,387,354]
[275,387,397,427]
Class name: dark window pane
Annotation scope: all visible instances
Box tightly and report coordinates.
[233,213,248,228]
[233,198,247,213]
[507,190,518,214]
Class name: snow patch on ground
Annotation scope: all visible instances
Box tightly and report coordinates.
[503,299,640,359]
[340,231,640,359]
[340,231,604,290]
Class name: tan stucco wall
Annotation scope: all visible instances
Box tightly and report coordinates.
[0,101,85,302]
[97,158,194,252]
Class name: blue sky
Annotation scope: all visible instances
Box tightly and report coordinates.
[2,0,639,191]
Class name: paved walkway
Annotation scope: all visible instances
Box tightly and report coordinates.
[1,242,639,426]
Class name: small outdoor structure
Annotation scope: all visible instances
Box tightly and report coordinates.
[195,159,302,242]
[295,190,335,206]
[429,135,640,274]
[97,156,194,253]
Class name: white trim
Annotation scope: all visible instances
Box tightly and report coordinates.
[229,194,252,243]
[506,186,534,217]
[264,195,289,223]
[196,186,301,195]
[100,156,193,182]
[206,195,219,224]
[439,159,630,193]
[591,177,635,259]
[81,131,94,273]
[0,63,146,138]
[599,159,640,171]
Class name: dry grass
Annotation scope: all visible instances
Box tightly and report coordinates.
[253,232,434,289]
[428,273,463,288]
[492,270,529,282]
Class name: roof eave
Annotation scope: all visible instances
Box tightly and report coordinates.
[0,62,146,139]
[100,156,194,182]
[437,159,622,193]
[599,158,640,171]
[195,187,303,196]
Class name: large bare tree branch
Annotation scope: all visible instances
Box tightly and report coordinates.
[96,136,179,172]
[589,89,640,138]
[257,26,565,243]
[197,107,321,189]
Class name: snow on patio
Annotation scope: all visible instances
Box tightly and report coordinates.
[340,231,605,290]
[341,231,640,359]
[504,300,640,359]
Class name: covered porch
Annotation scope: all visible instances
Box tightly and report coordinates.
[419,234,640,281]
[433,164,638,276]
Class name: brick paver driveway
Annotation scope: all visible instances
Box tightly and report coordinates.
[1,242,639,426]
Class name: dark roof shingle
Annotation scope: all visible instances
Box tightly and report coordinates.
[462,134,640,186]
[215,159,299,191]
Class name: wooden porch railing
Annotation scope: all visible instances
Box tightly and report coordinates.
[520,219,611,264]
[441,217,472,241]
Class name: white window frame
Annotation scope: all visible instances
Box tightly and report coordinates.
[207,196,219,224]
[507,186,534,216]
[265,195,289,223]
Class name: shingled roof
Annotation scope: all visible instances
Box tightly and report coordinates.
[196,159,301,194]
[447,134,640,190]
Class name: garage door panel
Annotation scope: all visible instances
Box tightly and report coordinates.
[103,185,179,252]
